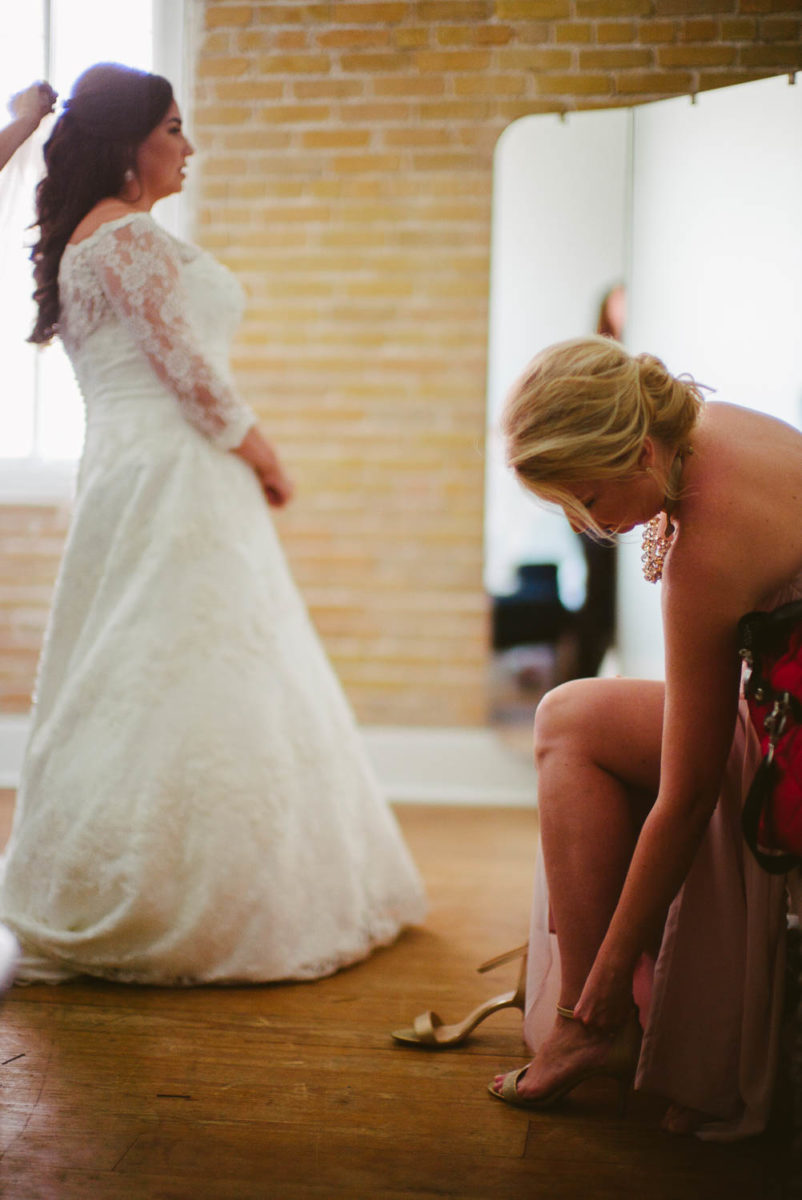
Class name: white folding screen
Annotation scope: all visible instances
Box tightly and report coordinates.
[485,109,630,602]
[618,75,802,677]
[486,76,802,677]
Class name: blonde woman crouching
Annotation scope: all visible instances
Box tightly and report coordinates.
[394,334,800,1139]
[486,334,802,1138]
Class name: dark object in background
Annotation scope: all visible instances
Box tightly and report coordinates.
[575,534,616,679]
[491,552,615,682]
[492,563,573,652]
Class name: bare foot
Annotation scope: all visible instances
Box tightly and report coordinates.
[490,1012,628,1102]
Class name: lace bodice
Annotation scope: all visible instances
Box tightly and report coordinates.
[58,213,256,450]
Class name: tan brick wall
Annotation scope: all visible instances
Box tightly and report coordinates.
[0,505,71,713]
[2,1,801,723]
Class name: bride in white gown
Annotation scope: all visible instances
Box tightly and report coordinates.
[0,63,425,986]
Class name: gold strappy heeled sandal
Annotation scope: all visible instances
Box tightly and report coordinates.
[488,1004,642,1115]
[391,943,527,1048]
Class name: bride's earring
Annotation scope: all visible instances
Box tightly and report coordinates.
[123,168,135,184]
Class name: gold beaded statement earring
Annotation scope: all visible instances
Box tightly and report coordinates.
[641,514,676,583]
[640,448,691,584]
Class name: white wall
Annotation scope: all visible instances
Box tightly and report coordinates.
[485,109,631,604]
[618,74,802,677]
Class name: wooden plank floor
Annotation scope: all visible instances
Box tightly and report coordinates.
[0,792,792,1199]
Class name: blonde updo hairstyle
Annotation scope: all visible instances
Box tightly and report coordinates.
[502,335,706,535]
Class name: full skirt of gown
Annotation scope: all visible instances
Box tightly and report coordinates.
[0,396,426,985]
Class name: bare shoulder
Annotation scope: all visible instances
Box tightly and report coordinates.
[693,402,802,503]
[68,201,146,247]
[701,399,802,451]
[667,400,802,610]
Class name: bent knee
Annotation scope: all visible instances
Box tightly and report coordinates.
[534,677,664,791]
[533,679,607,763]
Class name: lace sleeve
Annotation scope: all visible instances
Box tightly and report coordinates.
[92,215,256,450]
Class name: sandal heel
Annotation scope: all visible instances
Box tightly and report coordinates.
[392,944,528,1049]
[488,1006,642,1114]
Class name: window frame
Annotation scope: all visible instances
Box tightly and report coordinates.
[0,0,190,506]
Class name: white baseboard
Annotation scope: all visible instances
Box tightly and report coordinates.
[362,726,536,806]
[0,716,536,807]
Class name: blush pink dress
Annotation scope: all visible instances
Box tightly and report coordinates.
[523,575,802,1141]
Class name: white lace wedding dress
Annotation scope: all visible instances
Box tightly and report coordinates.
[0,212,426,985]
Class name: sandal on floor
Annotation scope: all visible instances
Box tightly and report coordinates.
[392,943,527,1048]
[488,1005,641,1115]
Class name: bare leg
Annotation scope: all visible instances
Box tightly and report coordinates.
[538,678,663,1003]
[494,677,663,1102]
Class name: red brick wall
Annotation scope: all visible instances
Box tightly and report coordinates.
[2,1,800,723]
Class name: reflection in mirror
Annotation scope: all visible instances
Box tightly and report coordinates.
[485,74,802,729]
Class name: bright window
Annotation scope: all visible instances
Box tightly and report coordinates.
[0,0,185,500]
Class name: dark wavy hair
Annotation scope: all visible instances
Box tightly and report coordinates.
[29,62,173,345]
